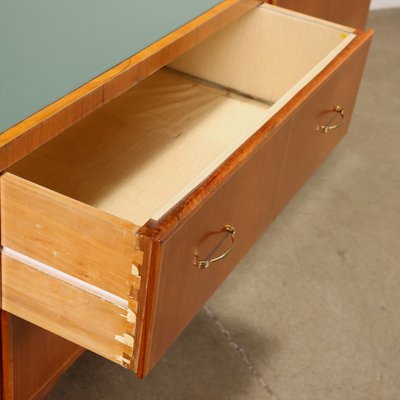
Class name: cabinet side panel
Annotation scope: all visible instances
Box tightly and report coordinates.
[2,313,82,400]
[1,312,12,400]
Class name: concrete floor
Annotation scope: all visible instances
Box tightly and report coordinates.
[47,9,400,400]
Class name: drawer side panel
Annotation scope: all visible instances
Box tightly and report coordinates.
[1,255,136,367]
[0,173,141,300]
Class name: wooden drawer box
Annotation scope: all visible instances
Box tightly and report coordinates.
[0,4,371,378]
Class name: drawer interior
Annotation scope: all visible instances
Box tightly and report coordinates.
[170,5,354,105]
[8,70,268,226]
[6,5,355,227]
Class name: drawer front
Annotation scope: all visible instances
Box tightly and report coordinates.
[139,120,291,375]
[273,35,371,215]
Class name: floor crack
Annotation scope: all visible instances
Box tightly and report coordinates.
[204,305,281,400]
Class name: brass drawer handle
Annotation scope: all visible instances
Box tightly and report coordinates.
[317,105,345,133]
[195,225,236,269]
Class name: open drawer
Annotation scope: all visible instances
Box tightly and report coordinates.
[0,4,372,377]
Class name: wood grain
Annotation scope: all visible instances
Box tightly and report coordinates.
[1,173,140,300]
[1,313,82,400]
[0,0,260,172]
[2,255,135,368]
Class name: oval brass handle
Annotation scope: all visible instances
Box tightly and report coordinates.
[317,105,345,133]
[195,225,236,269]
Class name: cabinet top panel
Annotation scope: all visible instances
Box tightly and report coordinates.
[0,0,223,134]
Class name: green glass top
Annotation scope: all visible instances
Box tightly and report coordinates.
[0,0,223,134]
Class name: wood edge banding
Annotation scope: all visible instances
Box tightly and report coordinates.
[132,233,163,378]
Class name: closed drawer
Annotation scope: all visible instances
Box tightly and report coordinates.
[274,33,372,215]
[0,4,371,377]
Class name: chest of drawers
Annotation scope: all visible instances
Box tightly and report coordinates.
[0,1,372,397]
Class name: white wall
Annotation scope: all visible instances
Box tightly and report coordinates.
[370,0,400,9]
